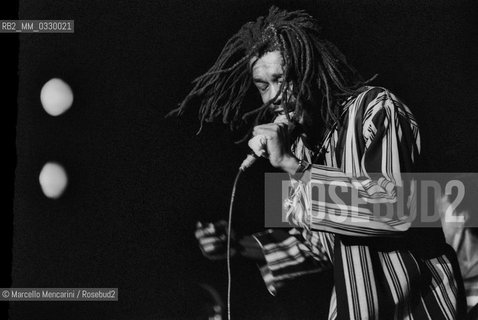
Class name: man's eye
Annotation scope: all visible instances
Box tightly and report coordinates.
[257,85,268,92]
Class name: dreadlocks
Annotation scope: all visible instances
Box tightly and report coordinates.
[168,6,374,141]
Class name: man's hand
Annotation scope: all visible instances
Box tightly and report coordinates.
[250,122,300,174]
[195,220,236,260]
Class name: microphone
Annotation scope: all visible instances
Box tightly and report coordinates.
[239,112,295,171]
[239,135,267,171]
[239,153,259,171]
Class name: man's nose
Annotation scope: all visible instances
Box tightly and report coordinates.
[269,84,282,105]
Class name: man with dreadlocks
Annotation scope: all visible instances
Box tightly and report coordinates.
[173,6,466,320]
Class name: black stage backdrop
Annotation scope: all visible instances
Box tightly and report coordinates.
[8,0,478,319]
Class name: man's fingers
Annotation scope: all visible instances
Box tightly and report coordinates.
[206,223,215,233]
[201,242,228,255]
[253,125,279,136]
[195,228,206,239]
[195,223,216,238]
[248,135,268,157]
[195,220,236,261]
[199,237,223,246]
[195,221,231,239]
[195,228,214,239]
[202,243,222,253]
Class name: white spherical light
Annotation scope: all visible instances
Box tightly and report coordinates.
[40,78,73,116]
[39,162,68,199]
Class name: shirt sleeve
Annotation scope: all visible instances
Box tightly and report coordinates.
[286,89,421,237]
[251,228,332,295]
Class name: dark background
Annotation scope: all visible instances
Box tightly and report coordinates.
[3,0,477,319]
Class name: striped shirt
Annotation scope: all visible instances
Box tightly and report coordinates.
[252,87,466,319]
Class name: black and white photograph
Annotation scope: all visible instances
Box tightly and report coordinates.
[2,0,478,319]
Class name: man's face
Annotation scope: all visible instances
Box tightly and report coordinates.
[250,50,313,133]
[250,50,291,116]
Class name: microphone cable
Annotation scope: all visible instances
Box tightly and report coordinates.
[226,166,246,320]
